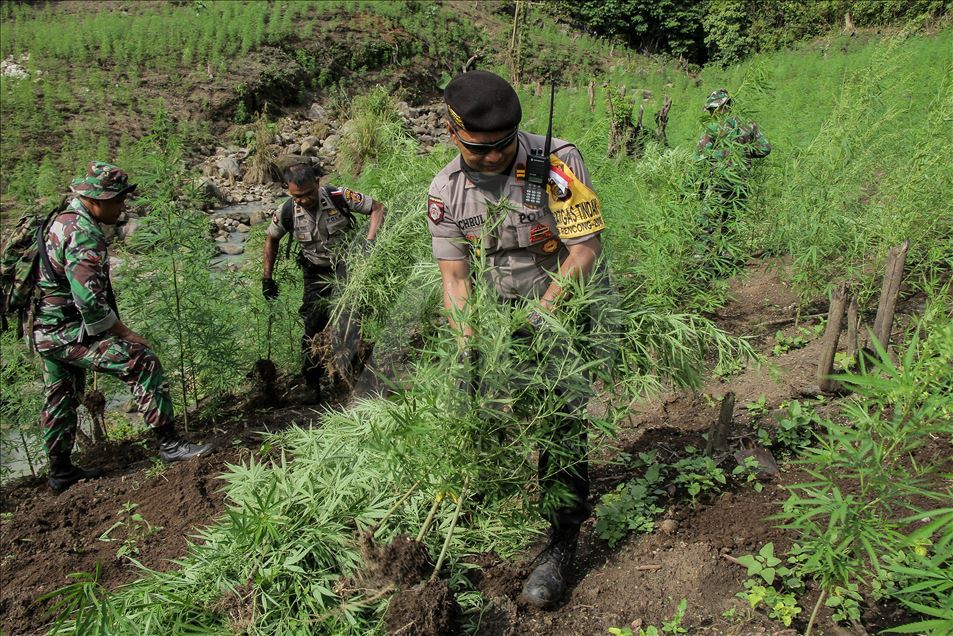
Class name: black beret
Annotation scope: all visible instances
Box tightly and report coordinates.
[444,70,522,132]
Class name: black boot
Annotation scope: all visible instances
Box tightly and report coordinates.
[47,454,101,493]
[520,533,577,609]
[303,382,323,405]
[154,425,213,462]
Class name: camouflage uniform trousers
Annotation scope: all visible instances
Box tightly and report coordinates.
[39,334,174,457]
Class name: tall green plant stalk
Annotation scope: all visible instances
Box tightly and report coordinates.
[16,428,36,477]
[166,254,190,430]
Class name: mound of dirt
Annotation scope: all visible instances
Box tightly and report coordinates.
[357,533,433,589]
[463,552,526,603]
[386,579,461,636]
[210,579,257,634]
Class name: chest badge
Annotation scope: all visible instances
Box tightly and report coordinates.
[541,238,559,254]
[529,223,553,244]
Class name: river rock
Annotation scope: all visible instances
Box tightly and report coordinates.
[236,223,250,232]
[193,177,225,202]
[216,156,241,180]
[300,136,320,155]
[118,218,141,241]
[1,55,30,79]
[218,243,244,255]
[306,103,328,122]
[274,154,314,172]
[322,133,340,155]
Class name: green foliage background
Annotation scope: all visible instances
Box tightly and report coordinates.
[551,0,948,63]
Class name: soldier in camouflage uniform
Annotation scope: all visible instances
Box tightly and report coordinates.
[429,71,605,609]
[35,162,212,493]
[693,88,771,226]
[261,164,386,403]
[694,88,771,163]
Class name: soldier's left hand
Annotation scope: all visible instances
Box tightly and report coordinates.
[360,236,375,256]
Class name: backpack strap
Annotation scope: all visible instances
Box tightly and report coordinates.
[36,204,69,285]
[22,203,68,348]
[323,186,356,225]
[278,198,296,261]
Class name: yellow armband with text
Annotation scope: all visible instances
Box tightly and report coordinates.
[547,156,605,239]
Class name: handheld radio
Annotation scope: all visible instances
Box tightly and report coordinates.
[523,82,556,208]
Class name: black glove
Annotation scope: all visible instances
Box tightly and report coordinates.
[360,236,375,256]
[262,277,279,301]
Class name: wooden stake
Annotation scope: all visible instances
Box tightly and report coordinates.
[818,282,847,393]
[606,88,620,157]
[705,392,735,456]
[871,241,909,350]
[655,96,672,146]
[509,1,521,84]
[587,81,595,112]
[846,294,859,362]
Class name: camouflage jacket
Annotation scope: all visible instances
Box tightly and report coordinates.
[32,198,118,352]
[693,116,771,163]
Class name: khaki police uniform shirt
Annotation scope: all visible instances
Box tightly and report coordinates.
[427,132,601,300]
[267,186,373,267]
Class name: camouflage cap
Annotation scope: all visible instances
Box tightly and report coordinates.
[704,88,731,112]
[69,161,137,200]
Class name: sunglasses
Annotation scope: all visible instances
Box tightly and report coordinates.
[452,128,518,155]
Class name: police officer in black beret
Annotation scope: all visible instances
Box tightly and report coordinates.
[427,70,607,609]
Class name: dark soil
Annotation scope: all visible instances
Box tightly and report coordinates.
[386,579,461,636]
[358,533,434,590]
[0,382,343,636]
[250,358,279,407]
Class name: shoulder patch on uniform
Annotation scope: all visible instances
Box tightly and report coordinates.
[343,188,364,206]
[427,196,445,225]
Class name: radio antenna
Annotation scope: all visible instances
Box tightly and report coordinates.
[544,81,555,156]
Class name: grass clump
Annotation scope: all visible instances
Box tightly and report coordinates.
[335,87,406,176]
